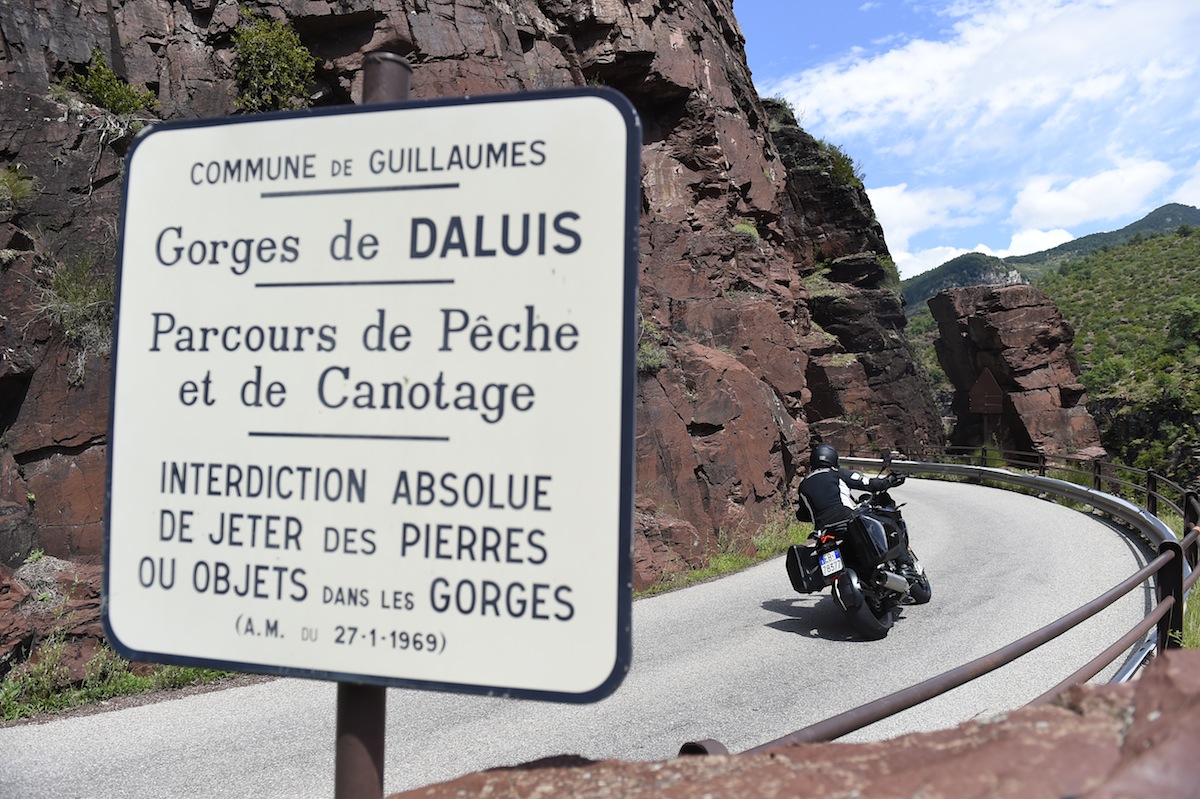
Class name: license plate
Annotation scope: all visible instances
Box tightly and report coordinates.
[819,548,843,577]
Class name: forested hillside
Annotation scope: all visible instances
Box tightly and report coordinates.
[1037,227,1200,482]
[1009,203,1200,274]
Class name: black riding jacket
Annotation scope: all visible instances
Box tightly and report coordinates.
[797,467,893,530]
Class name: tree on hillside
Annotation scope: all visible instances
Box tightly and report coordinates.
[1166,297,1200,352]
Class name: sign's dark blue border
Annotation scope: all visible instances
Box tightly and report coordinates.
[103,87,640,705]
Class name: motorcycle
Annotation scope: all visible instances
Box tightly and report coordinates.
[785,459,931,640]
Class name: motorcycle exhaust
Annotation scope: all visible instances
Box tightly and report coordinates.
[874,570,909,594]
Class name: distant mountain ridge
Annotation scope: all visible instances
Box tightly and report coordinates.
[901,252,1024,317]
[900,203,1200,315]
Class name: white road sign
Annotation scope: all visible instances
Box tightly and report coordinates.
[105,89,639,702]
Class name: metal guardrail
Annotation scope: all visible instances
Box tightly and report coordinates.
[914,445,1190,521]
[681,452,1199,756]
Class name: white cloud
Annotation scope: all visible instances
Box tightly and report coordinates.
[1010,161,1173,229]
[1170,160,1200,208]
[868,182,977,254]
[991,228,1075,257]
[869,182,1009,278]
[770,0,1200,150]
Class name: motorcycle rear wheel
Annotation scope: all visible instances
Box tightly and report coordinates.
[849,594,895,640]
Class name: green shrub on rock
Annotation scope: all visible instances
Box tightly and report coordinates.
[63,49,157,115]
[232,12,316,113]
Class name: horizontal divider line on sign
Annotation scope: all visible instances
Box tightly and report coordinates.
[261,182,460,198]
[248,431,451,442]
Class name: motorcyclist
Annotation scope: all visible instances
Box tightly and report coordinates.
[796,444,904,531]
[794,444,925,610]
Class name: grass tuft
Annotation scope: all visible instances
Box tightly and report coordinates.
[0,163,36,209]
[1,632,234,722]
[33,254,114,384]
[637,510,812,597]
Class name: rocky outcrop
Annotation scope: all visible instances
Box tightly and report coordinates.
[0,0,942,589]
[0,556,104,682]
[928,284,1106,459]
[765,99,942,456]
[0,88,119,570]
[386,649,1200,798]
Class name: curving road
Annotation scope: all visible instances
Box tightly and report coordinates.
[0,479,1154,798]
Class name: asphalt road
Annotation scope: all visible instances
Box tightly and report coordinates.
[0,479,1155,798]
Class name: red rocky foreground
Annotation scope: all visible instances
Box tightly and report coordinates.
[389,649,1200,799]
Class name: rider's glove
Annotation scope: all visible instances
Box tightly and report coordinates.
[889,473,906,487]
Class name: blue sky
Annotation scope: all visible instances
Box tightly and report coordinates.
[733,0,1200,278]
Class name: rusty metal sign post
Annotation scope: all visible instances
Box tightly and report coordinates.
[329,50,414,799]
[329,49,412,799]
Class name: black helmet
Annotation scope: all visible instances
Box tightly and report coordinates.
[811,443,839,469]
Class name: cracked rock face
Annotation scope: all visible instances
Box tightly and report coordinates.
[0,557,105,683]
[928,284,1106,459]
[0,1,943,587]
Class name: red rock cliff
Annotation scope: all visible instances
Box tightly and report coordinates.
[0,0,943,588]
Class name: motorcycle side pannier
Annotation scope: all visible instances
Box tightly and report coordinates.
[786,544,827,593]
